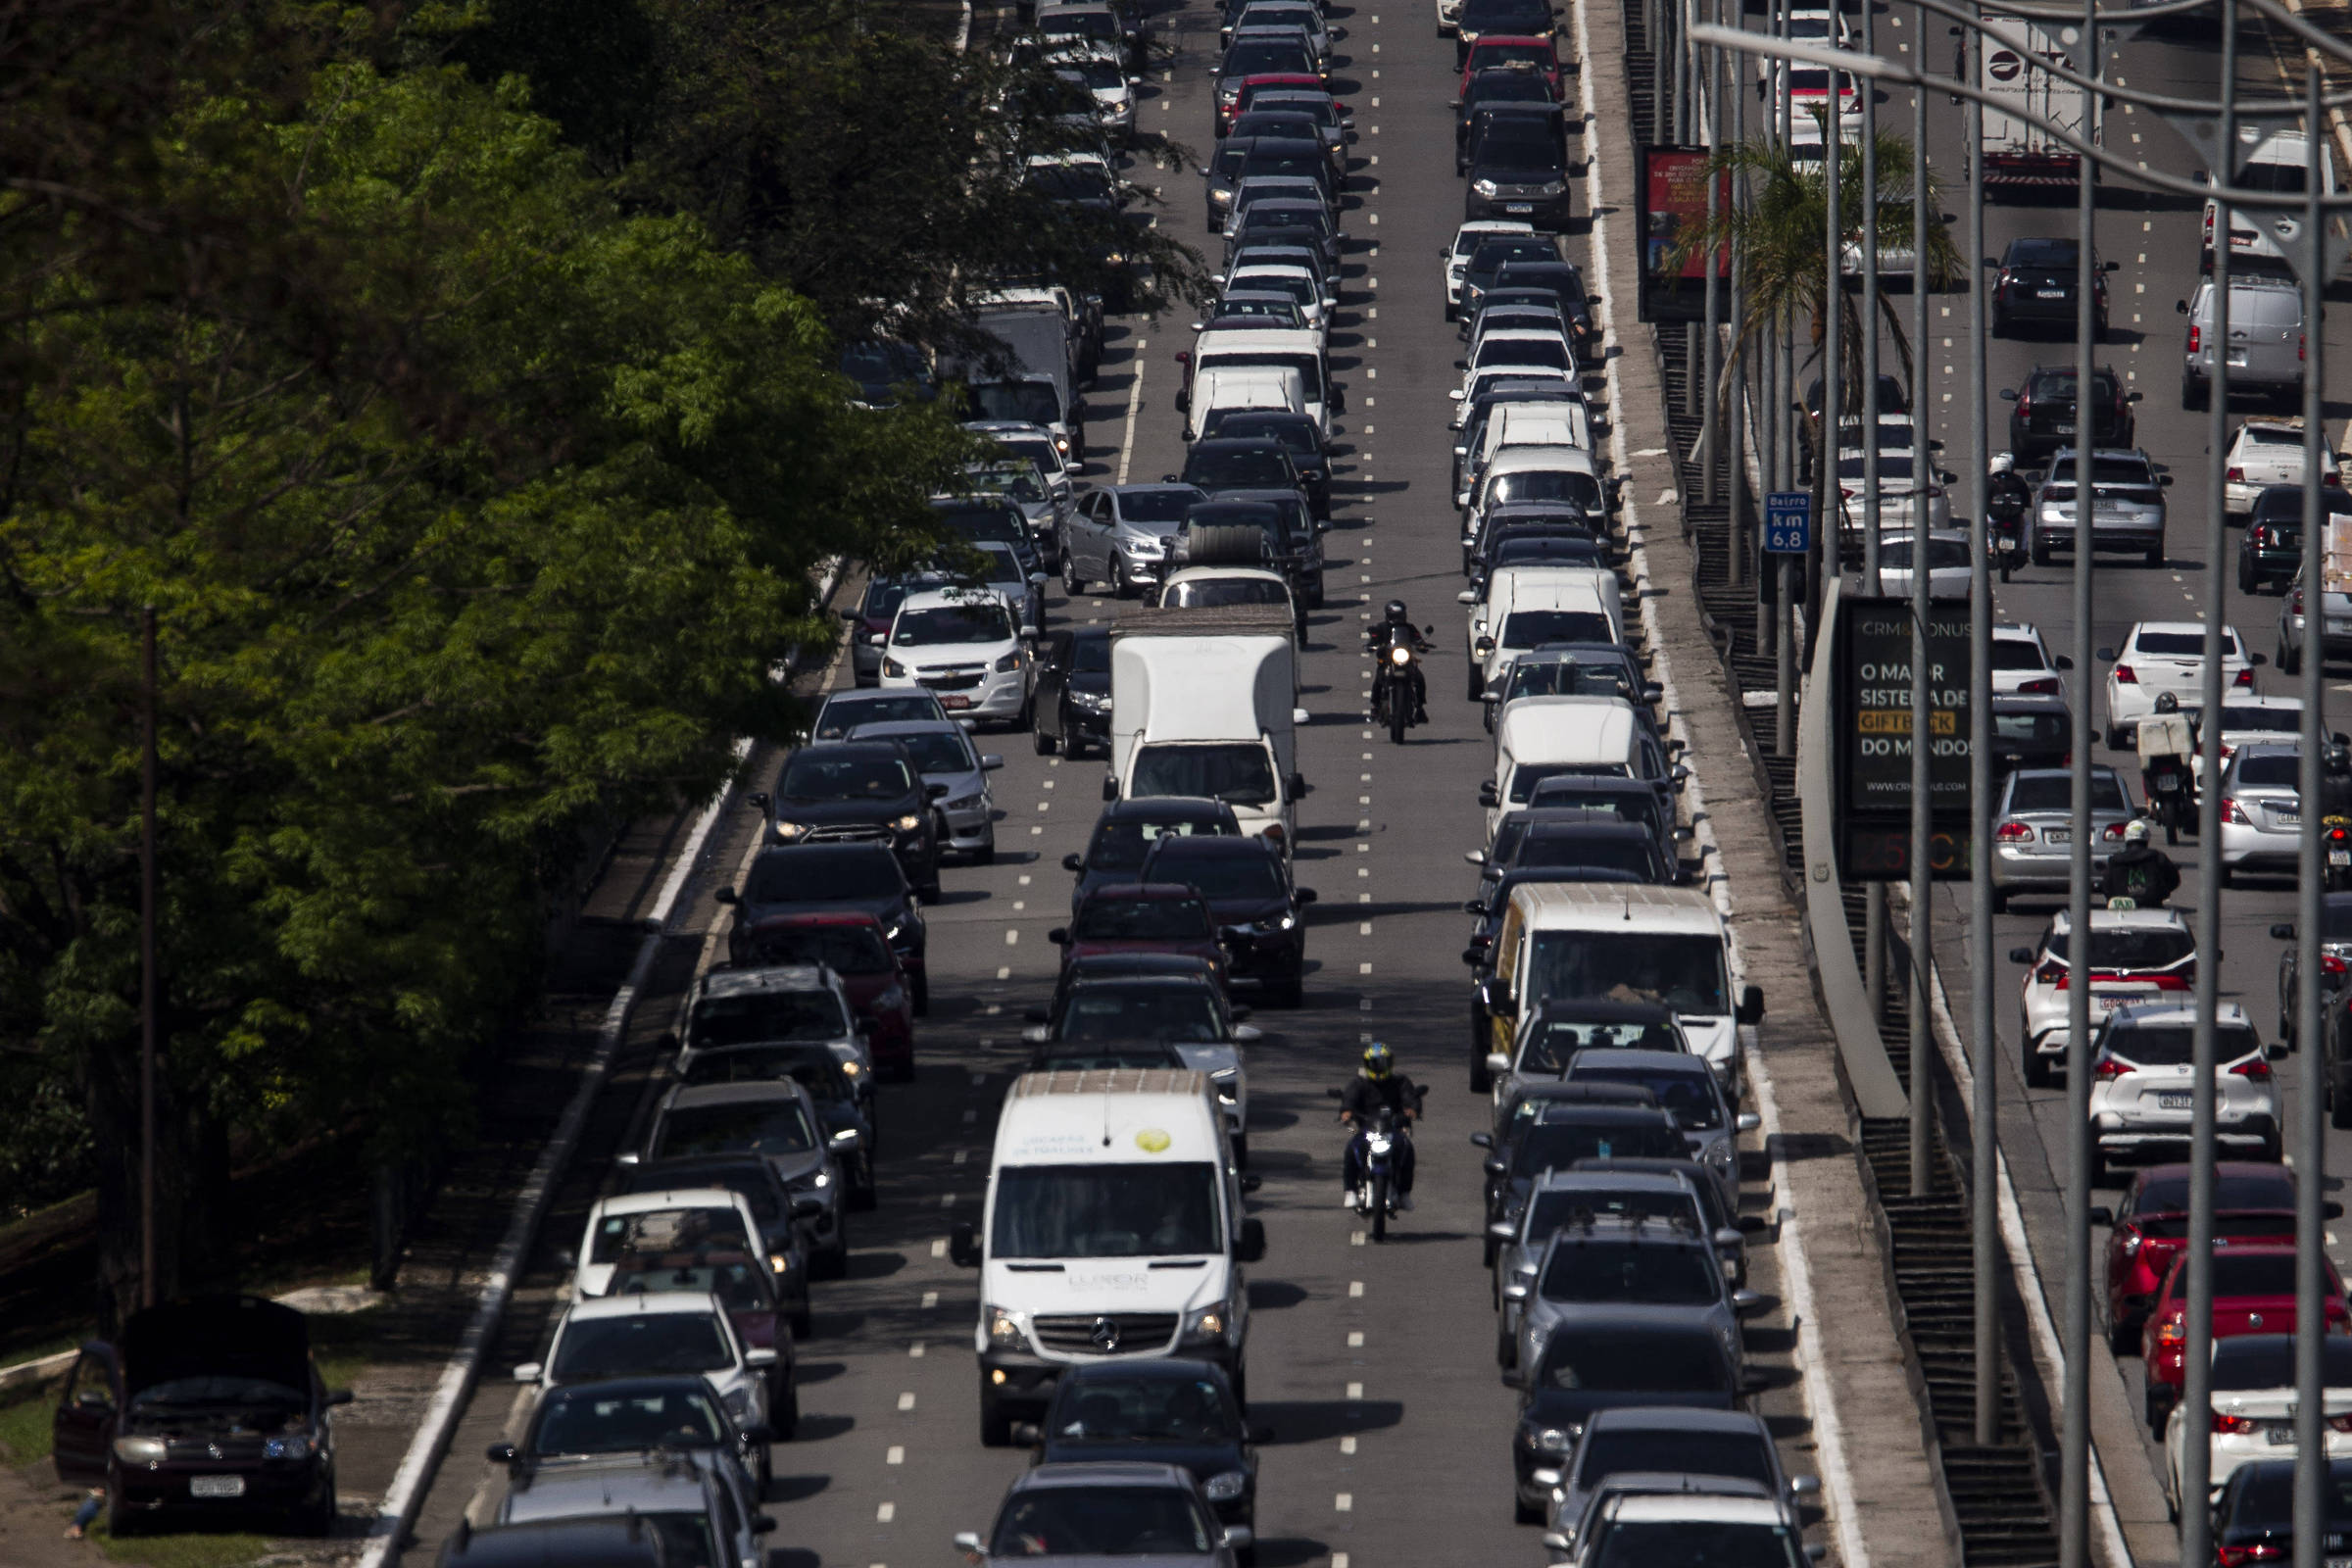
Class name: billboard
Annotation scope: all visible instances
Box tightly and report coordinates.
[1835,595,1974,881]
[1637,146,1731,322]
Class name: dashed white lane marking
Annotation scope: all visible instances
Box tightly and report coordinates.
[1359,921,1372,934]
[923,1290,940,1307]
[1017,874,1031,886]
[877,1503,897,1523]
[1029,825,1043,836]
[888,1446,906,1464]
[1347,1381,1363,1399]
[1341,1436,1358,1454]
[1012,900,1025,910]
[1037,801,1050,811]
[897,1392,916,1411]
[1349,1280,1364,1297]
[996,965,1011,980]
[1348,1330,1365,1347]
[909,1343,926,1357]
[954,1148,969,1164]
[930,1240,947,1258]
[1336,1494,1354,1512]
[941,1193,956,1207]
[1004,929,1019,946]
[1350,1230,1366,1246]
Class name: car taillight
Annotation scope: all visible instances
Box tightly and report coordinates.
[1997,820,2034,841]
[2331,1414,2352,1434]
[2155,1314,2186,1348]
[2119,1223,2144,1256]
[2218,1546,2284,1567]
[2228,466,2245,483]
[2188,325,2203,353]
[2222,797,2250,825]
[2036,960,2068,986]
[2328,472,2343,488]
[2234,665,2256,688]
[2019,676,2060,695]
[2215,1411,2264,1434]
[2231,1056,2273,1081]
[2113,663,2137,683]
[1840,487,1855,500]
[2295,588,2306,615]
[2300,333,2307,363]
[2326,954,2349,977]
[2093,1055,2132,1080]
[2102,821,2127,841]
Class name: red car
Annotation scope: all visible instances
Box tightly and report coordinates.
[2140,1243,2350,1435]
[2095,1162,2310,1351]
[739,912,916,1078]
[1455,38,1564,100]
[1049,883,1227,985]
[1223,73,1327,135]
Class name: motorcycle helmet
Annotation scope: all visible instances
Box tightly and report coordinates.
[2123,818,2151,846]
[2154,692,2179,713]
[1384,599,1408,623]
[1361,1043,1395,1080]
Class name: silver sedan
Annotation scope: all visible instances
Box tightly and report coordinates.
[1988,764,2137,912]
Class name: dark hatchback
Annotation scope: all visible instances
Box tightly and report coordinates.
[1065,799,1245,910]
[1493,261,1599,357]
[1022,1360,1261,1531]
[719,845,926,1001]
[54,1296,350,1537]
[2213,1458,2352,1568]
[1050,883,1229,984]
[734,908,919,1054]
[2238,483,2352,595]
[752,741,943,901]
[2003,364,2138,462]
[1177,438,1304,499]
[681,1041,877,1208]
[1463,112,1573,229]
[1458,234,1570,321]
[1454,72,1557,169]
[1200,409,1334,517]
[1986,693,2072,776]
[490,1373,763,1480]
[1508,1318,1743,1519]
[1989,236,2112,339]
[1472,1097,1685,1231]
[1033,626,1113,759]
[1141,833,1317,1005]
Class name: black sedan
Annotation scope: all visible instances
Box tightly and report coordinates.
[751,741,943,901]
[1034,627,1113,759]
[1065,799,1245,911]
[1508,1315,1745,1521]
[2238,483,2352,595]
[719,844,927,1008]
[1198,409,1333,518]
[1141,833,1317,1005]
[2002,364,2138,462]
[1024,1360,1261,1532]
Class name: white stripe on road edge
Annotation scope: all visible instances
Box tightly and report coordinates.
[1568,7,1868,1564]
[1117,346,1148,486]
[358,568,839,1568]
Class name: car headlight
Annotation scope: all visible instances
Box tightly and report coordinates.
[114,1436,167,1465]
[1472,178,1500,198]
[987,1304,1029,1349]
[1532,1426,1577,1453]
[947,792,984,811]
[1072,688,1112,710]
[720,1386,753,1419]
[1054,435,1071,455]
[1537,180,1567,197]
[772,821,810,843]
[810,1170,833,1189]
[885,918,909,943]
[1705,1136,1735,1167]
[1277,911,1297,931]
[1211,188,1234,205]
[997,651,1023,673]
[883,657,907,677]
[894,812,923,832]
[875,985,907,1010]
[1122,536,1160,556]
[1204,1470,1250,1502]
[770,1250,795,1274]
[265,1433,314,1460]
[1181,1303,1230,1345]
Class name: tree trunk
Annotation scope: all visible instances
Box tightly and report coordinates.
[86,1028,235,1334]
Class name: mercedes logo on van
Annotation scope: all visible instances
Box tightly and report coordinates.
[2249,1312,2266,1328]
[1089,1317,1122,1351]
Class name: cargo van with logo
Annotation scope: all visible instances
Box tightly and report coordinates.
[948,1068,1265,1445]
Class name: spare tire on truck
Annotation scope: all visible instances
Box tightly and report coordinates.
[1178,523,1272,567]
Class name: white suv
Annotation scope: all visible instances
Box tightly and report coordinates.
[515,1293,779,1467]
[881,588,1031,727]
[2101,620,2255,751]
[2087,1002,2282,1183]
[2009,908,2195,1088]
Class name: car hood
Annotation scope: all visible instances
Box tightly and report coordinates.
[1202,895,1291,925]
[1039,1439,1251,1478]
[768,1146,830,1186]
[746,893,906,930]
[1523,1385,1737,1427]
[773,796,920,825]
[121,1297,311,1402]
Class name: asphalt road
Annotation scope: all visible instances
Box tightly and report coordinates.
[399,0,1853,1563]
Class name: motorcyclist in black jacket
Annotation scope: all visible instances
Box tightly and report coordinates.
[2100,818,2181,907]
[1368,600,1431,724]
[1340,1042,1418,1209]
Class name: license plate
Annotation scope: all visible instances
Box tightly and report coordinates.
[2044,827,2071,844]
[2270,1425,2299,1446]
[1503,203,1535,214]
[2036,289,2067,299]
[2156,775,2180,791]
[2055,423,2077,435]
[2279,812,2301,827]
[190,1476,245,1498]
[2158,1092,2193,1110]
[2332,850,2350,867]
[2229,351,2250,368]
[940,695,972,710]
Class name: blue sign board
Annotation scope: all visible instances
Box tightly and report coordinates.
[1764,492,1811,555]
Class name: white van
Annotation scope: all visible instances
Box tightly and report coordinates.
[1465,565,1625,695]
[1462,446,1608,556]
[949,1068,1265,1444]
[1483,696,1674,836]
[1186,364,1306,442]
[1456,403,1595,508]
[2202,127,2340,273]
[2178,275,2305,408]
[1178,326,1341,434]
[1476,882,1764,1100]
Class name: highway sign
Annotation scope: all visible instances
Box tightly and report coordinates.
[1764,491,1812,555]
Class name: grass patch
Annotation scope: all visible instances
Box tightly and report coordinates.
[90,1526,272,1568]
[0,1378,62,1466]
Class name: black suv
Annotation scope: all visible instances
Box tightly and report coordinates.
[1064,798,1245,910]
[2002,364,2138,462]
[1989,236,2112,339]
[2239,483,2352,595]
[1493,261,1599,358]
[1200,409,1333,516]
[752,740,943,900]
[1176,437,1304,499]
[1462,106,1572,230]
[719,844,928,992]
[1141,832,1318,1004]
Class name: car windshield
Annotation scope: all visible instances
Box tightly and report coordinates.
[1491,470,1605,510]
[991,1163,1221,1257]
[1185,448,1294,489]
[1510,763,1634,800]
[1120,488,1205,524]
[814,693,942,737]
[1000,436,1062,474]
[1477,337,1570,370]
[778,752,914,802]
[969,382,1062,426]
[1051,1375,1239,1443]
[1225,40,1310,72]
[690,992,849,1046]
[1507,660,1628,701]
[1573,1068,1722,1129]
[1232,273,1317,308]
[1528,932,1731,1013]
[992,1487,1215,1557]
[2134,630,2230,657]
[1538,1329,1729,1392]
[1837,454,1917,481]
[1131,743,1279,806]
[740,923,894,974]
[2219,707,2302,734]
[741,848,900,903]
[2214,1340,2352,1391]
[1058,985,1226,1042]
[2235,754,2301,788]
[1991,640,2049,670]
[2136,1173,2299,1214]
[2006,773,2130,813]
[1512,1118,1687,1175]
[971,466,1049,503]
[895,604,1014,646]
[2102,1025,2261,1067]
[1578,1429,1772,1487]
[1594,1521,1805,1568]
[2135,1212,2297,1243]
[620,1161,783,1225]
[1087,815,1235,870]
[1471,238,1562,273]
[859,729,973,773]
[531,1385,729,1456]
[1067,635,1112,674]
[1074,897,1213,941]
[1212,297,1301,325]
[552,1314,731,1382]
[1500,610,1613,648]
[1472,42,1555,69]
[1540,1238,1721,1303]
[1515,835,1659,879]
[2236,159,2311,193]
[2039,927,2195,968]
[608,1253,776,1312]
[2027,370,2118,403]
[1521,1017,1683,1071]
[1525,1186,1700,1242]
[1211,414,1317,452]
[128,1375,304,1410]
[682,1045,857,1102]
[1165,578,1290,611]
[1150,852,1284,901]
[1476,126,1564,168]
[652,1099,819,1158]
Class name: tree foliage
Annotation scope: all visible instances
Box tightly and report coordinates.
[0,0,970,1322]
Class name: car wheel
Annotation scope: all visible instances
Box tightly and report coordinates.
[912,970,930,1017]
[294,1470,338,1538]
[791,1306,813,1340]
[775,1383,801,1442]
[2332,1071,2352,1130]
[2281,638,2302,675]
[975,830,997,866]
[2030,538,2052,566]
[919,874,943,904]
[2146,1385,2174,1440]
[979,1382,1013,1447]
[1470,1042,1492,1094]
[2109,1314,2142,1356]
[2239,557,2256,595]
[2182,373,2209,412]
[106,1485,141,1539]
[1061,549,1084,596]
[1466,663,1483,701]
[1989,311,2006,338]
[756,1441,773,1493]
[2089,1139,2109,1188]
[1515,1494,1544,1525]
[2023,1045,2050,1089]
[2107,724,2132,751]
[1989,885,2007,913]
[2145,546,2165,567]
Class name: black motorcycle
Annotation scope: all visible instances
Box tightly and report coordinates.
[1327,1084,1424,1240]
[2142,755,2192,845]
[1367,623,1433,745]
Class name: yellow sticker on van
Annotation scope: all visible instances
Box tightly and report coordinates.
[1135,1128,1172,1153]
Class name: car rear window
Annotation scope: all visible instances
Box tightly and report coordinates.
[2133,1172,2299,1214]
[1539,1240,1722,1304]
[2212,1252,2305,1298]
[2006,773,2129,813]
[1991,640,2048,670]
[2133,630,2227,656]
[1576,1429,1771,1488]
[2235,753,2301,788]
[1538,1329,1729,1393]
[2102,1024,2260,1067]
[2212,1338,2352,1391]
[2039,927,2194,968]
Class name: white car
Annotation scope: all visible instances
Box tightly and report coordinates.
[1830,447,1952,536]
[514,1291,779,1438]
[880,587,1031,727]
[1227,264,1328,329]
[1874,530,1971,600]
[2008,908,2195,1087]
[2202,126,2341,271]
[1458,328,1580,401]
[2101,619,2255,751]
[1990,621,2069,698]
[2218,742,2302,882]
[2164,1335,2352,1514]
[2223,418,2340,520]
[1444,220,1538,318]
[2086,1002,2281,1182]
[2180,694,2307,791]
[569,1189,769,1301]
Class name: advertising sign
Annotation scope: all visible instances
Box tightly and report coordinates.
[1835,595,1974,881]
[1637,146,1730,322]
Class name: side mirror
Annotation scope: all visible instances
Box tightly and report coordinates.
[1790,1476,1823,1498]
[2268,1043,2291,1061]
[2087,1205,2114,1228]
[1733,1289,1765,1314]
[614,1151,642,1166]
[1999,388,2018,403]
[1486,1052,1512,1075]
[1469,1131,1494,1149]
[1222,1528,1256,1552]
[1543,1535,1572,1554]
[1735,985,1765,1025]
[2177,299,2190,315]
[1102,776,1119,802]
[2127,391,2144,404]
[1478,781,1499,808]
[2095,647,2118,663]
[744,1347,780,1369]
[512,1361,544,1384]
[1240,1173,1263,1193]
[1489,1220,1518,1240]
[1464,850,1488,865]
[2328,1200,2346,1221]
[1048,927,1070,945]
[326,1388,355,1407]
[981,755,1004,770]
[1238,1217,1267,1261]
[1714,1226,1744,1250]
[749,791,772,812]
[1234,1023,1263,1043]
[753,1516,780,1537]
[1502,1281,1530,1301]
[2055,655,2073,670]
[1464,899,1491,917]
[2251,652,2270,666]
[2009,947,2035,963]
[713,886,739,906]
[1009,1421,1044,1446]
[1298,888,1318,905]
[1457,589,1478,605]
[1021,1025,1050,1044]
[949,1221,982,1268]
[956,1533,987,1558]
[1474,635,1496,655]
[1289,771,1309,798]
[1642,682,1665,704]
[1737,1111,1761,1133]
[1064,852,1086,873]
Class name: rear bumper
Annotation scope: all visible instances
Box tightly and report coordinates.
[1464,190,1573,231]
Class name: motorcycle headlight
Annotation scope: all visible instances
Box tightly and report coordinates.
[114,1436,167,1465]
[265,1433,314,1461]
[771,820,810,843]
[986,1304,1029,1349]
[1204,1470,1250,1502]
[1472,178,1500,198]
[1182,1304,1230,1345]
[1389,644,1412,666]
[894,812,923,832]
[883,657,907,677]
[996,651,1023,673]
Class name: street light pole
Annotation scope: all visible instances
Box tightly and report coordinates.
[1728,0,1748,584]
[1703,0,1725,504]
[1821,36,1842,617]
[1906,0,1936,1201]
[1862,0,1889,1030]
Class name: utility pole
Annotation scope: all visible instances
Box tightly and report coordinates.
[1861,0,1887,1029]
[1820,34,1841,632]
[1702,0,1725,503]
[1905,0,1935,1200]
[139,605,158,1312]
